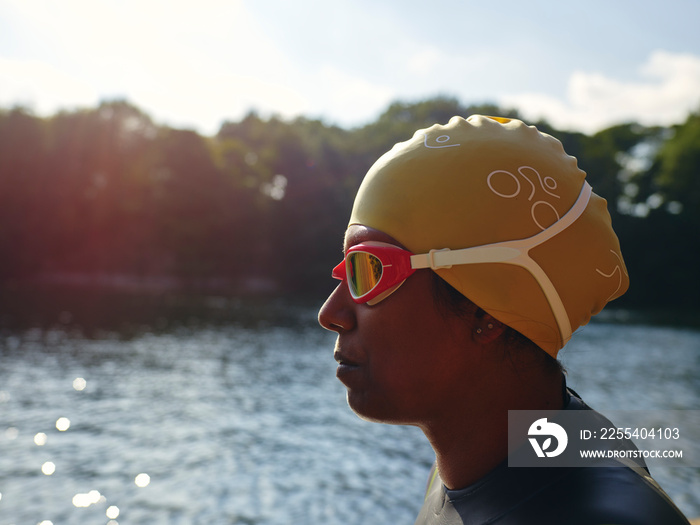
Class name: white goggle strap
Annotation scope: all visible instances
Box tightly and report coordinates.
[410,182,593,346]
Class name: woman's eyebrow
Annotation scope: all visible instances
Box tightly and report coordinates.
[342,232,355,254]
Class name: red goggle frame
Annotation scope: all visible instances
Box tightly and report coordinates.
[332,242,416,304]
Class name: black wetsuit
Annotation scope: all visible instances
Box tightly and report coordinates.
[414,392,690,525]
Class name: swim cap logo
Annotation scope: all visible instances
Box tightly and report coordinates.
[423,133,461,149]
[528,418,568,458]
[487,166,562,231]
[596,249,629,302]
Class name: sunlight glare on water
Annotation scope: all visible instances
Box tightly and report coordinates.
[72,490,104,508]
[106,505,120,519]
[134,473,150,488]
[55,417,71,432]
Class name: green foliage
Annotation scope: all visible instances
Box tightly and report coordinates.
[0,97,698,307]
[616,111,700,308]
[0,107,50,278]
[651,111,700,221]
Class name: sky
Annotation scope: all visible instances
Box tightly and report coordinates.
[1,0,699,135]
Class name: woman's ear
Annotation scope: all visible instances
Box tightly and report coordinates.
[472,314,507,344]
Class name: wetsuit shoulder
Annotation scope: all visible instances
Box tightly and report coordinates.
[505,465,691,525]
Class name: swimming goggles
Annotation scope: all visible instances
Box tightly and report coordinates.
[332,182,592,343]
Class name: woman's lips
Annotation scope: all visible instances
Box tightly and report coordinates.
[334,351,362,383]
[334,348,359,365]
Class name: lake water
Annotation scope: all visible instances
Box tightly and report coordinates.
[0,295,698,524]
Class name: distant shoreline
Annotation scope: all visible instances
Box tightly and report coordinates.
[0,278,696,334]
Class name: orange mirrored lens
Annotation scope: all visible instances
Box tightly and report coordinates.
[347,251,383,298]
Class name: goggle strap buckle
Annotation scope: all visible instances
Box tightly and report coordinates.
[411,248,452,270]
[428,248,452,270]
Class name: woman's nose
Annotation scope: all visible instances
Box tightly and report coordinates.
[318,282,356,333]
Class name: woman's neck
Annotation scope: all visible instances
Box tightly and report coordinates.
[421,372,566,490]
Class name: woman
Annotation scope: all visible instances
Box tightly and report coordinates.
[318,116,690,524]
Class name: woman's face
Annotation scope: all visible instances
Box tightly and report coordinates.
[318,225,482,426]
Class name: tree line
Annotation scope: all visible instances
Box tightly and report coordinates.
[0,97,698,311]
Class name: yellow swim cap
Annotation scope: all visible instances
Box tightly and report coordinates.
[349,115,629,357]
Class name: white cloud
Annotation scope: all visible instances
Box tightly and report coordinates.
[0,0,314,133]
[0,57,98,113]
[129,73,310,133]
[501,50,700,133]
[308,67,395,126]
[407,49,443,76]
